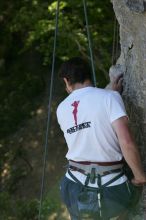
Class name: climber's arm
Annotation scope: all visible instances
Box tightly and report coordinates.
[112,116,146,186]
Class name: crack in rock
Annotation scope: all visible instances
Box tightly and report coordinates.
[128,43,134,50]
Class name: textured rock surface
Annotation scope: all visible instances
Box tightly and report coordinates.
[111,0,146,219]
[124,0,146,12]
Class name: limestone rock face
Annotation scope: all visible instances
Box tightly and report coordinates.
[124,0,146,12]
[111,0,146,218]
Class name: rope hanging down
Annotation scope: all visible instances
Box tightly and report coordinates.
[38,1,60,219]
[82,0,97,87]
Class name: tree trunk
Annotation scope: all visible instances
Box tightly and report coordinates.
[111,0,146,219]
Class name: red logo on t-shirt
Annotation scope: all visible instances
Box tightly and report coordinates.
[71,101,80,126]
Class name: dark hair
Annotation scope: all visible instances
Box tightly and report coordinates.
[58,57,92,85]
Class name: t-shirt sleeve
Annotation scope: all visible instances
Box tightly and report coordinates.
[106,91,128,123]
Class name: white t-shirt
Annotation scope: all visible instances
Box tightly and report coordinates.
[56,87,127,186]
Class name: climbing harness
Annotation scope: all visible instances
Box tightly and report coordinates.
[68,160,125,219]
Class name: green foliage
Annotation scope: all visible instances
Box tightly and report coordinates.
[8,0,114,76]
[0,52,45,138]
[40,194,60,219]
[0,185,61,220]
[0,0,114,138]
[0,192,38,220]
[0,140,32,194]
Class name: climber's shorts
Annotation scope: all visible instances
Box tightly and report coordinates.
[60,176,142,220]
